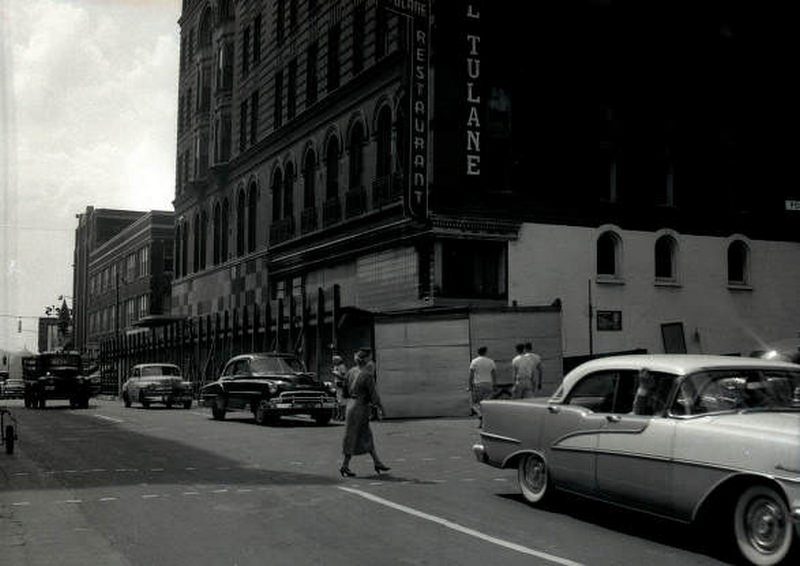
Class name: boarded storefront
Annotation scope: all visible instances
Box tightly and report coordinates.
[374,305,562,418]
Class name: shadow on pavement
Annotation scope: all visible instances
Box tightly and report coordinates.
[2,409,339,492]
[496,491,735,565]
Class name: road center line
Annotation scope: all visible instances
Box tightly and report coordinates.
[94,414,124,424]
[338,487,584,566]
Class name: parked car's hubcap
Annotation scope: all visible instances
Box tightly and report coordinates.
[523,455,545,493]
[745,497,786,553]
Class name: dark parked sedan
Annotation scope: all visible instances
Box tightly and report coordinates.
[200,352,337,425]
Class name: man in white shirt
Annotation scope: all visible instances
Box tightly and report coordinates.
[468,346,496,419]
[512,341,542,398]
[525,341,543,391]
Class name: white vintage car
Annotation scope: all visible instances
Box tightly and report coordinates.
[473,354,800,566]
[122,363,193,409]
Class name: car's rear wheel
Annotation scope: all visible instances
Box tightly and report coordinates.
[733,485,793,566]
[211,396,226,420]
[517,452,550,505]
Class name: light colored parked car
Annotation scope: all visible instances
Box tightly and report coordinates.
[122,363,193,409]
[473,354,800,566]
[1,377,25,399]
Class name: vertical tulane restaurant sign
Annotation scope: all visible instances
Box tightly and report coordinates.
[383,0,430,220]
[465,3,481,177]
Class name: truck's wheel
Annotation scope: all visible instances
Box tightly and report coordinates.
[4,425,14,455]
[123,393,131,408]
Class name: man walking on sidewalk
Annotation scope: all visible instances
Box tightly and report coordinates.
[468,346,496,420]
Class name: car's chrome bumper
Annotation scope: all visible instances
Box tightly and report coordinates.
[270,399,337,410]
[472,443,488,464]
[142,391,192,402]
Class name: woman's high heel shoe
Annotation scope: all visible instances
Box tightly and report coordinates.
[339,466,356,477]
[374,463,391,474]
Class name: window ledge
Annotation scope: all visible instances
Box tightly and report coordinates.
[654,278,682,288]
[596,275,625,286]
[727,282,753,292]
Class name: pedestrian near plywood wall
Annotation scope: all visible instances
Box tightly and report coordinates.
[468,346,496,420]
[339,347,391,478]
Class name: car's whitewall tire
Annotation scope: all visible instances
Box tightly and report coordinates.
[517,452,550,505]
[734,485,793,566]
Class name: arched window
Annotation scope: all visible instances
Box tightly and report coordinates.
[272,168,283,221]
[181,222,188,277]
[217,0,233,23]
[596,231,621,277]
[303,148,316,209]
[199,7,212,48]
[193,214,200,273]
[200,210,208,270]
[213,202,221,265]
[236,189,246,257]
[175,225,183,278]
[247,183,257,253]
[396,96,408,172]
[221,198,230,261]
[326,137,339,200]
[376,106,392,178]
[348,122,364,189]
[283,162,295,219]
[655,235,676,280]
[727,240,749,284]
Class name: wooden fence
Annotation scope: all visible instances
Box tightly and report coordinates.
[98,285,345,396]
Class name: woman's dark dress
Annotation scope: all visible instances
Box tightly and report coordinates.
[342,361,379,456]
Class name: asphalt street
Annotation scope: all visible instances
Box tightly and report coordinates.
[0,398,735,566]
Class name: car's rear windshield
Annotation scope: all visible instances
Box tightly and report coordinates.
[673,368,800,415]
[251,357,306,374]
[141,366,181,377]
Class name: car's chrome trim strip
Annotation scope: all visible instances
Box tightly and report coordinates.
[552,446,800,485]
[479,432,520,444]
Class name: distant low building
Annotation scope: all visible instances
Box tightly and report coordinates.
[79,210,175,360]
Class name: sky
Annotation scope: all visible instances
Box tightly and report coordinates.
[1,0,182,352]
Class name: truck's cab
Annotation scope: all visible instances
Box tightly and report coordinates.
[23,351,95,409]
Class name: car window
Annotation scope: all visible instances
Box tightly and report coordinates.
[132,367,140,378]
[250,356,306,374]
[222,362,235,377]
[232,360,251,375]
[672,369,800,415]
[630,370,677,416]
[566,371,618,412]
[140,365,180,377]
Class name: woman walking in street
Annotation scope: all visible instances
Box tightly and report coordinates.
[339,347,391,477]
